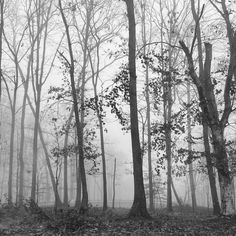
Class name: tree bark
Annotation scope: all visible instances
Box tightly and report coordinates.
[140,0,154,212]
[8,88,17,205]
[124,0,150,218]
[202,114,221,215]
[112,158,116,209]
[211,126,234,215]
[75,133,82,208]
[63,108,73,209]
[171,178,182,207]
[187,80,197,212]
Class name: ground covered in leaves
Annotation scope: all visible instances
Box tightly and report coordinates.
[0,205,236,235]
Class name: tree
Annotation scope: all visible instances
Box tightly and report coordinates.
[124,0,150,218]
[138,0,154,212]
[58,0,88,213]
[202,112,221,215]
[187,79,197,212]
[179,0,236,215]
[29,0,53,202]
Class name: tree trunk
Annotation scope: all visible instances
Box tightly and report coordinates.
[164,66,173,212]
[171,178,182,207]
[112,158,116,209]
[140,0,154,212]
[187,80,197,212]
[18,82,28,206]
[165,107,172,212]
[99,116,107,211]
[63,108,73,209]
[75,140,82,209]
[125,0,150,218]
[31,96,40,202]
[7,62,18,205]
[211,126,234,215]
[38,126,63,209]
[8,97,16,205]
[202,115,221,215]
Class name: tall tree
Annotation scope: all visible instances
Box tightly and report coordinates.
[58,0,88,213]
[124,0,150,218]
[179,0,236,215]
[139,0,154,212]
[29,0,53,202]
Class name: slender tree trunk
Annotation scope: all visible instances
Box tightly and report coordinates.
[187,80,197,212]
[112,158,116,209]
[202,115,221,215]
[164,68,172,212]
[165,106,172,212]
[75,138,82,208]
[125,0,150,218]
[92,90,107,211]
[140,0,154,212]
[0,0,4,100]
[63,109,73,209]
[7,62,18,204]
[171,178,182,207]
[38,126,63,209]
[59,0,88,213]
[8,98,16,205]
[98,116,107,211]
[18,84,28,206]
[31,96,40,202]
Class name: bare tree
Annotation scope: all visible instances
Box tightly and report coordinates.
[58,0,89,213]
[28,0,53,202]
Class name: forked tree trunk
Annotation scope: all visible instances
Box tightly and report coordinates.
[30,0,52,202]
[180,0,236,215]
[125,0,150,218]
[59,0,88,213]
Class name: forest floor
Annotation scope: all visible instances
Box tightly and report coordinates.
[0,204,236,235]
